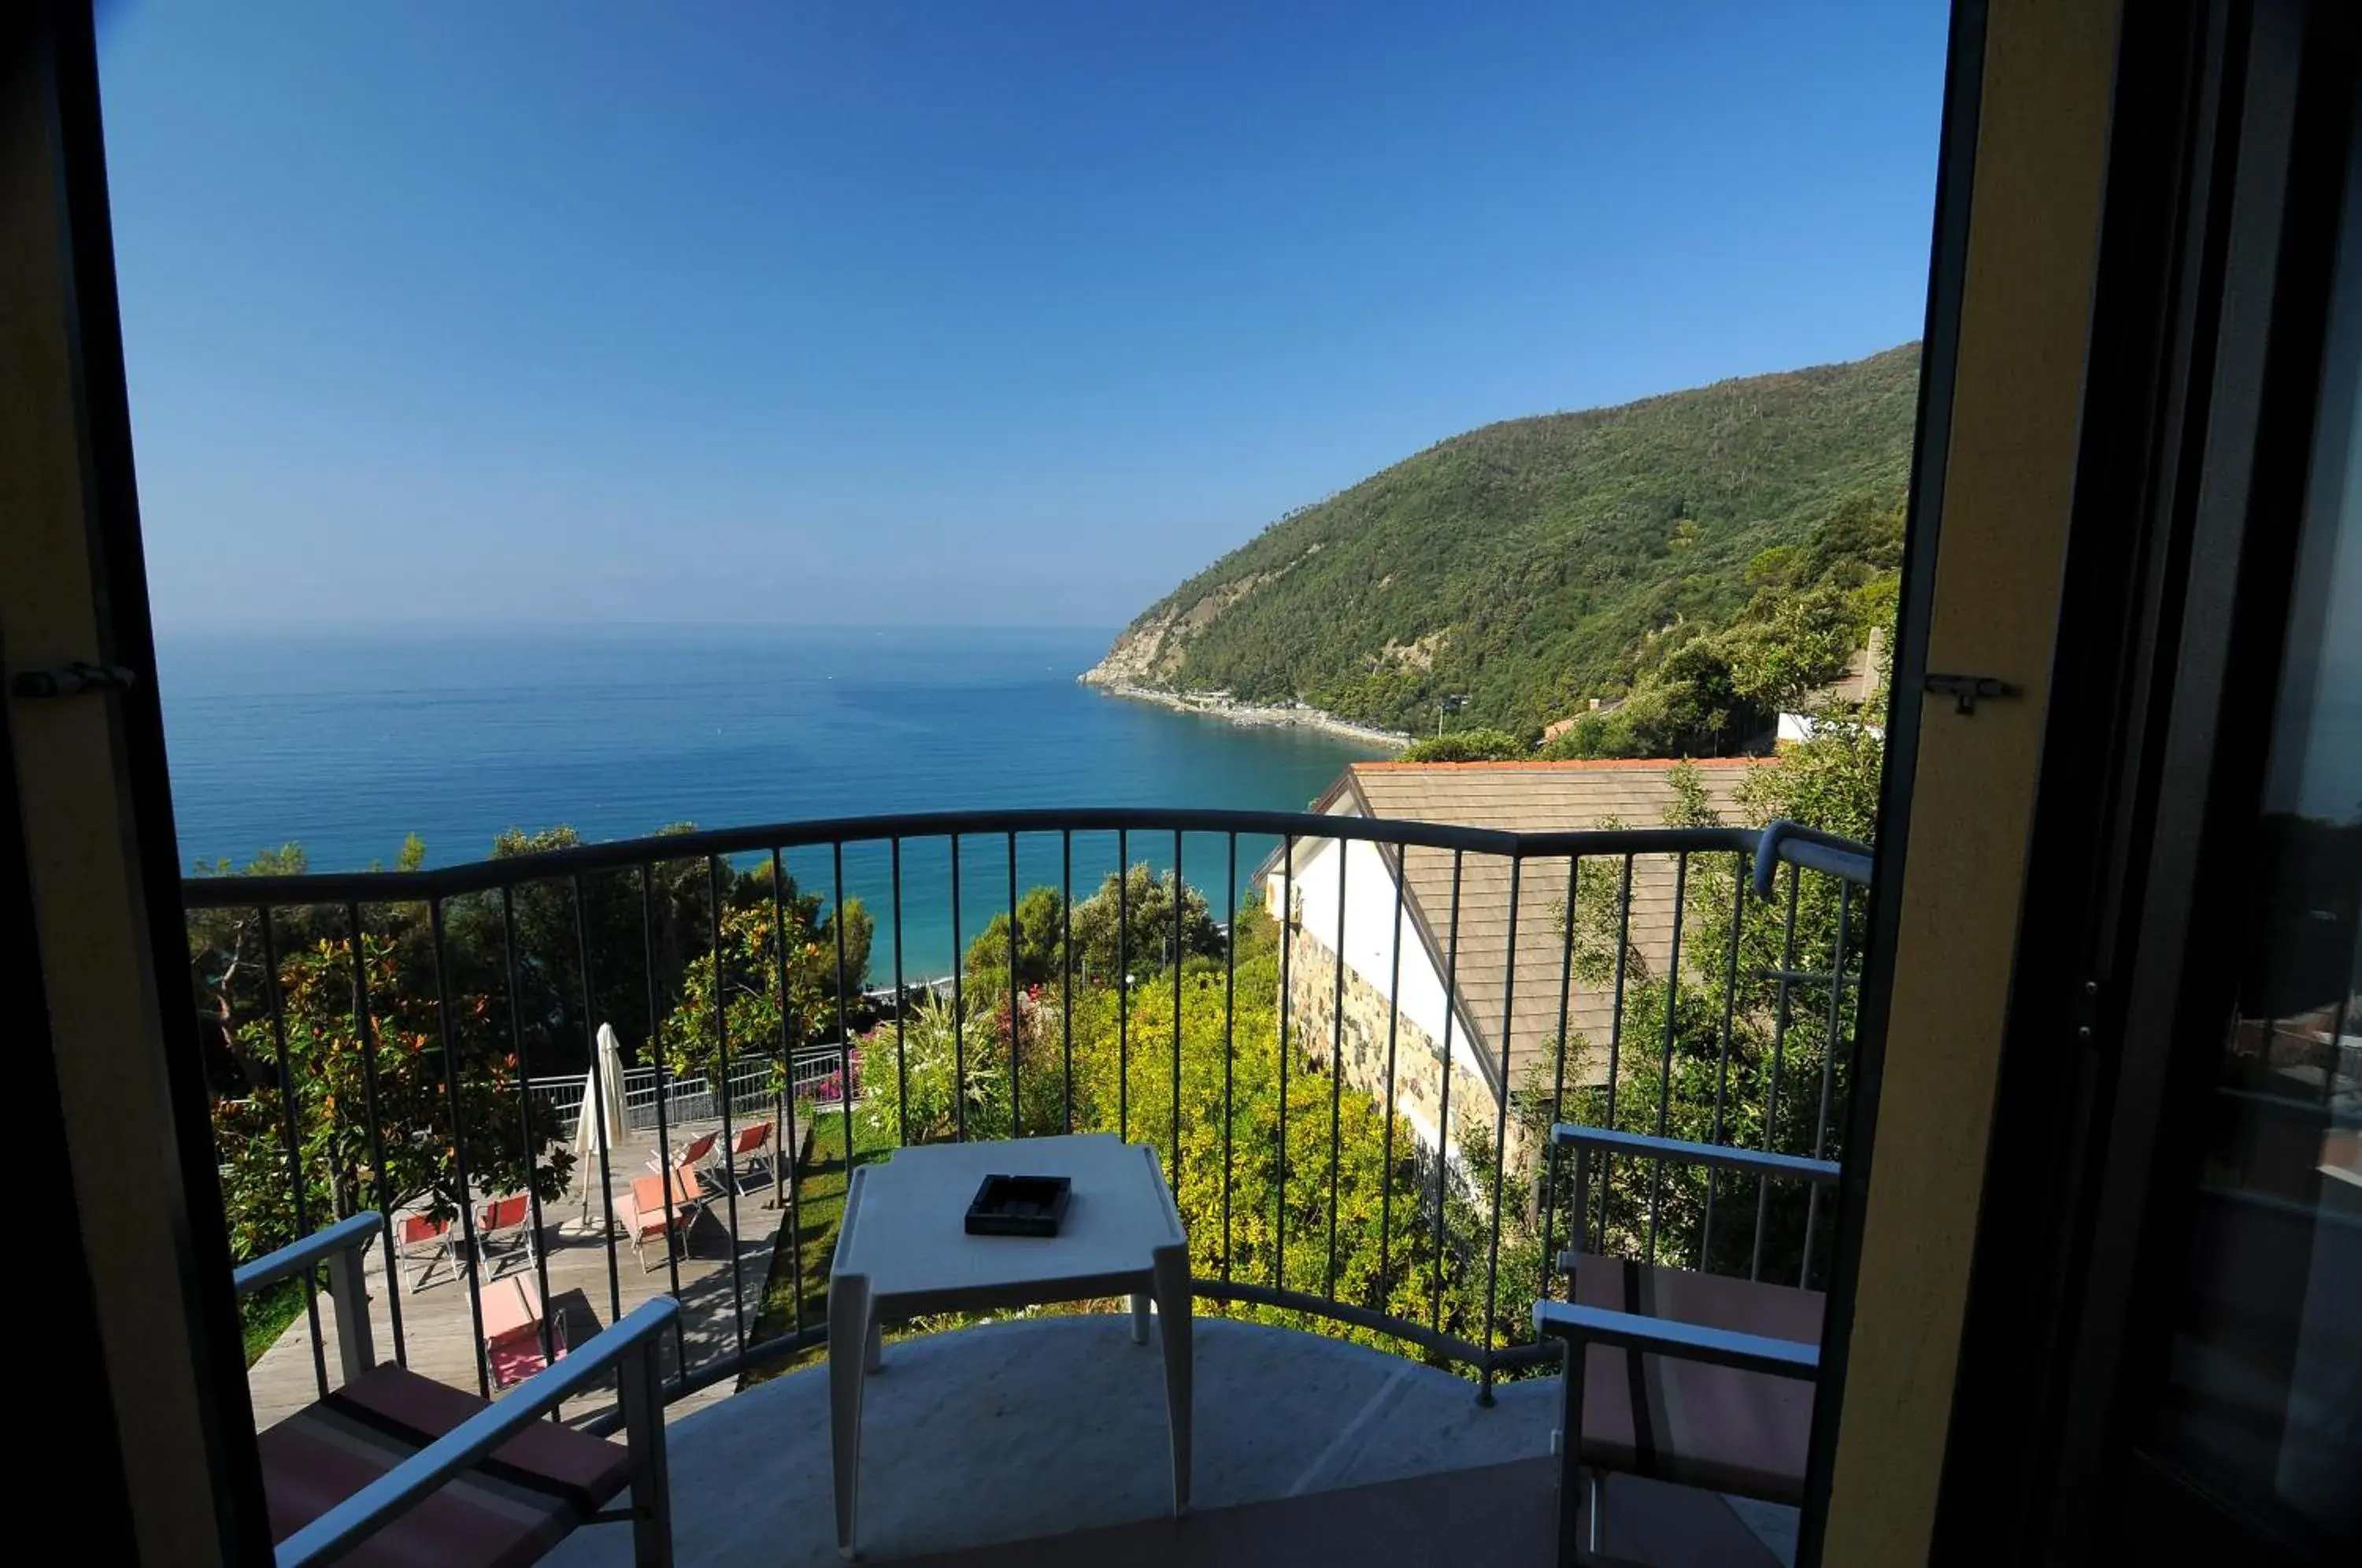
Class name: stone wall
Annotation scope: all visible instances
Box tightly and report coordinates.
[1285,933,1538,1178]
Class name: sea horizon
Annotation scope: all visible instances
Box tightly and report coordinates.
[157,623,1389,975]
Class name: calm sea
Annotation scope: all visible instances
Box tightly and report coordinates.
[157,625,1387,975]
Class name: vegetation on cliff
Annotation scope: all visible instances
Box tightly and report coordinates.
[1091,343,1917,749]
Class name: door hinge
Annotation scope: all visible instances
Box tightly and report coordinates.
[2071,976,2105,1048]
[11,661,137,699]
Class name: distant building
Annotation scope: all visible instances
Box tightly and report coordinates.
[1260,757,1772,1170]
[1775,627,1889,748]
[1820,627,1887,704]
[1542,697,1624,744]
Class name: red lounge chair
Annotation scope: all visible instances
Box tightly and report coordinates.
[617,1168,701,1273]
[646,1128,719,1181]
[235,1211,676,1566]
[1535,1125,1834,1565]
[397,1211,458,1293]
[713,1121,775,1197]
[476,1193,537,1280]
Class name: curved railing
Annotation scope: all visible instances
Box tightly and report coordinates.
[188,806,1871,1426]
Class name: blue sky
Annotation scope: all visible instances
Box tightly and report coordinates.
[99,2,1949,631]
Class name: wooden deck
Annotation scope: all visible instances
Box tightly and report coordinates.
[243,1119,800,1431]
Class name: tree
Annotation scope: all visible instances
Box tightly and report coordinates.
[860,994,1011,1146]
[187,820,886,1276]
[210,931,570,1264]
[1543,638,1754,759]
[1399,727,1529,762]
[1068,865,1222,983]
[1721,587,1857,713]
[1739,712,1885,842]
[732,853,874,1000]
[1802,494,1905,586]
[963,884,1069,987]
[657,887,872,1088]
[187,845,325,1096]
[432,827,710,1089]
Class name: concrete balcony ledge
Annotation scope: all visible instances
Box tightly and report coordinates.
[545,1315,1797,1566]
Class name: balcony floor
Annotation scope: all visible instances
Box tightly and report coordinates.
[542,1315,1797,1568]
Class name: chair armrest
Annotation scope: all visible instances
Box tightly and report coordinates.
[235,1212,383,1299]
[1549,1124,1839,1186]
[276,1296,680,1567]
[1534,1299,1820,1381]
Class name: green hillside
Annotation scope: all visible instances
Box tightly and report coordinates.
[1087,344,1919,738]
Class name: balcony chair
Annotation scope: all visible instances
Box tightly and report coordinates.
[235,1211,677,1567]
[1535,1124,1836,1566]
[397,1211,460,1293]
[476,1193,538,1281]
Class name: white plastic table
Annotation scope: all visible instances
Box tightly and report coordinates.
[827,1133,1191,1559]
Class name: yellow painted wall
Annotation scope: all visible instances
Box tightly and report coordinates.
[1820,2,2123,1562]
[1,32,248,1566]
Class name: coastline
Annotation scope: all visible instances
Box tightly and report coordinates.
[1083,679,1410,751]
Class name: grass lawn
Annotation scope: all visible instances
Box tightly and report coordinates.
[739,1108,896,1386]
[242,1274,314,1366]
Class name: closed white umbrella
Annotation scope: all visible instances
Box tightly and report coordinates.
[571,1023,630,1232]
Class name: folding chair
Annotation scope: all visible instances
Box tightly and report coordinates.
[398,1211,461,1293]
[646,1129,719,1184]
[1535,1124,1835,1565]
[477,1193,537,1280]
[712,1121,775,1198]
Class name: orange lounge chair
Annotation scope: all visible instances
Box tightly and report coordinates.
[616,1169,701,1273]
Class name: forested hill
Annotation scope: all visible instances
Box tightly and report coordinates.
[1084,343,1920,738]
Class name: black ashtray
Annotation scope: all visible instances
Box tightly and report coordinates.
[964,1174,1072,1237]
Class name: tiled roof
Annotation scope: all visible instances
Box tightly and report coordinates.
[1327,759,1770,1098]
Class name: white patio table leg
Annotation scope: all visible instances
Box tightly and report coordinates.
[1150,1242,1192,1514]
[830,1271,871,1559]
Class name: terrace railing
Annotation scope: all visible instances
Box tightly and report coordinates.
[527,1048,843,1140]
[187,806,1871,1425]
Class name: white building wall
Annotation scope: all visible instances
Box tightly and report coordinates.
[1268,830,1500,1118]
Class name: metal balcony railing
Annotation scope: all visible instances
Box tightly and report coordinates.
[185,806,1871,1424]
[526,1046,850,1141]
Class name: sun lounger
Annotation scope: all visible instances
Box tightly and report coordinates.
[476,1192,537,1280]
[616,1167,702,1273]
[398,1211,460,1293]
[712,1121,775,1197]
[481,1270,566,1390]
